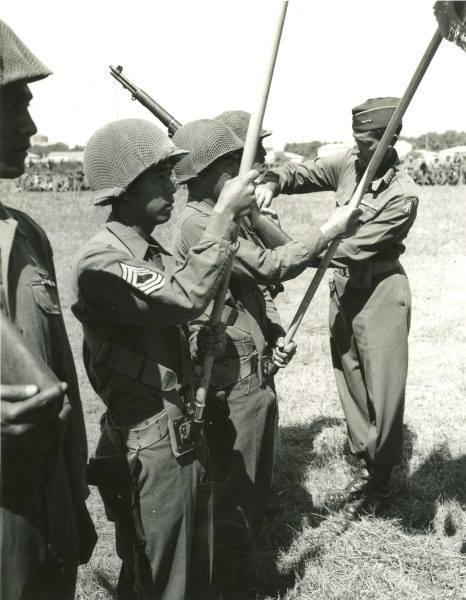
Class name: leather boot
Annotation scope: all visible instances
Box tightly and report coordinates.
[324,466,371,507]
[344,464,393,519]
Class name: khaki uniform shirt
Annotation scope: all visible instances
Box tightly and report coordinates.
[174,197,311,360]
[272,149,419,266]
[71,212,236,425]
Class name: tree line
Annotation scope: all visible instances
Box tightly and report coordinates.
[284,130,466,159]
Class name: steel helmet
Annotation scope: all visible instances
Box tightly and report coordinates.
[173,119,243,184]
[0,20,52,86]
[215,110,272,141]
[84,119,188,205]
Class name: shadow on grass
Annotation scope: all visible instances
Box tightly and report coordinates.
[390,432,466,536]
[336,423,466,540]
[256,416,345,597]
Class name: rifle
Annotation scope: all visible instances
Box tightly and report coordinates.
[109,65,181,137]
[109,64,291,248]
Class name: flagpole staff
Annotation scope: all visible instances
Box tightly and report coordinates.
[193,1,289,422]
[280,28,443,349]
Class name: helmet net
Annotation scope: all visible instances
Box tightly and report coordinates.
[84,119,187,203]
[215,110,272,141]
[173,119,244,184]
[0,19,52,85]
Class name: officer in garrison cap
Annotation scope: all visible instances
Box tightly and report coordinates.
[172,118,360,592]
[71,118,258,600]
[256,97,419,518]
[0,20,95,599]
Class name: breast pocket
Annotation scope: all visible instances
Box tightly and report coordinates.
[31,270,62,316]
[30,268,63,361]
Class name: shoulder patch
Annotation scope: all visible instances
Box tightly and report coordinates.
[402,199,414,214]
[120,263,165,295]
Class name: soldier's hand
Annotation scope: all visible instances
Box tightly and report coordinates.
[260,206,282,228]
[255,182,278,210]
[1,382,67,439]
[320,206,362,241]
[215,169,259,219]
[272,337,297,370]
[197,323,227,358]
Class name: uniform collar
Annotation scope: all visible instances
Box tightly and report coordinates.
[0,202,28,237]
[355,151,400,193]
[105,215,170,259]
[369,163,398,193]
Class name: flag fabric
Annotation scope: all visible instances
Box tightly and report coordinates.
[434,1,466,51]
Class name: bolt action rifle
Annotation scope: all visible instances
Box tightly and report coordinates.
[110,65,181,137]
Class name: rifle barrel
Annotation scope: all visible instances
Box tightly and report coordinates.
[109,65,181,135]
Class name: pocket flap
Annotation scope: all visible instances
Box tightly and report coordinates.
[32,282,61,315]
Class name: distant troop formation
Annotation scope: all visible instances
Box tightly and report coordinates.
[1,19,423,600]
[405,154,466,185]
[14,162,89,192]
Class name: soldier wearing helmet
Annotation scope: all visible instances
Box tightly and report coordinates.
[172,118,360,592]
[71,118,258,600]
[215,109,271,171]
[0,20,95,600]
[256,97,419,519]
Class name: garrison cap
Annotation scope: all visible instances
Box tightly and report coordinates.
[0,20,52,86]
[84,119,188,206]
[215,110,272,141]
[352,97,401,132]
[173,119,244,184]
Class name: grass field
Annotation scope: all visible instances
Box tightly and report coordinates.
[4,184,466,599]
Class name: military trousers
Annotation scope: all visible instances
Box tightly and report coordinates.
[204,371,278,585]
[328,267,411,466]
[1,436,79,600]
[96,420,206,600]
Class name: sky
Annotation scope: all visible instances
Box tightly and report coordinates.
[3,0,465,149]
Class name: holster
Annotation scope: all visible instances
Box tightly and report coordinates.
[87,452,136,522]
[87,448,152,597]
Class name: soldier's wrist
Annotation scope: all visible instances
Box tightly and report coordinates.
[213,204,237,222]
[263,171,280,190]
[319,224,333,244]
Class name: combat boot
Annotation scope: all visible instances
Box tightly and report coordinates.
[344,464,393,519]
[324,465,371,507]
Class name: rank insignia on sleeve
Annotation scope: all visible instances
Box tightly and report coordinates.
[402,199,413,214]
[120,263,165,295]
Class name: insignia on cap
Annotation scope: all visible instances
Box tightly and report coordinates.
[120,263,165,295]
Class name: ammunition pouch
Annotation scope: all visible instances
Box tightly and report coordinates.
[163,389,203,458]
[167,414,203,458]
